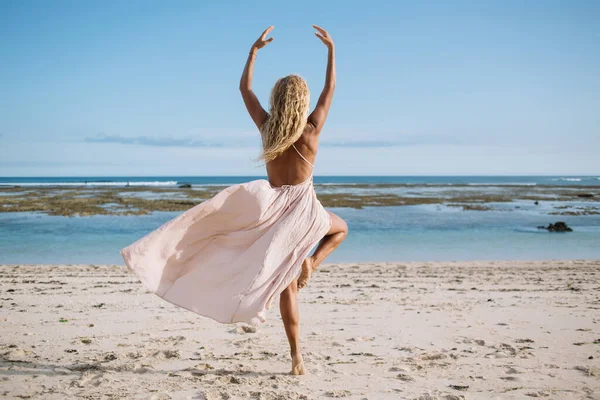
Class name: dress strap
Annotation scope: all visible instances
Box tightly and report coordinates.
[292,144,315,169]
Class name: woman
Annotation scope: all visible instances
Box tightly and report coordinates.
[120,25,347,376]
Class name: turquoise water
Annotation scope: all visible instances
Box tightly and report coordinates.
[1,176,599,264]
[1,204,599,264]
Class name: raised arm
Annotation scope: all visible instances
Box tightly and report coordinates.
[307,25,336,133]
[239,26,274,130]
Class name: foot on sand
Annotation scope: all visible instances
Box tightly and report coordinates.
[297,258,315,289]
[291,353,306,375]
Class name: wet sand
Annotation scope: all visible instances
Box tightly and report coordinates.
[1,260,599,399]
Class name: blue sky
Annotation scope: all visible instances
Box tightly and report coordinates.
[1,0,599,176]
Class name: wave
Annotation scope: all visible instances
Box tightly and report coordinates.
[0,181,179,187]
[467,183,537,186]
[318,183,360,186]
[193,183,231,187]
[551,178,582,182]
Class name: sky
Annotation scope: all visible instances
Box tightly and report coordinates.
[1,0,599,176]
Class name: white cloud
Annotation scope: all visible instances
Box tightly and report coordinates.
[1,139,598,176]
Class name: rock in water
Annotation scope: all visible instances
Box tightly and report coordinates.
[537,221,573,232]
[178,183,192,188]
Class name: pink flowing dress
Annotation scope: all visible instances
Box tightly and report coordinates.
[120,145,331,325]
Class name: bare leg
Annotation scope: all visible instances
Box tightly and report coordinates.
[279,279,305,375]
[298,211,348,289]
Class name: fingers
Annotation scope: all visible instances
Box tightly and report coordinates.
[266,37,274,43]
[263,25,274,35]
[261,25,274,39]
[312,24,327,36]
[315,32,327,45]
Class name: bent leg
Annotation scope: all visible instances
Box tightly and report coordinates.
[298,211,348,289]
[279,279,305,375]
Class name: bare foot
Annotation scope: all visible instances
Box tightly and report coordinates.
[291,353,306,375]
[297,258,315,289]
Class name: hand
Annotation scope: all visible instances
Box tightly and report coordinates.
[313,24,334,49]
[251,26,274,52]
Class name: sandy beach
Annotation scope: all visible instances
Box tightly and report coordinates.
[1,260,599,399]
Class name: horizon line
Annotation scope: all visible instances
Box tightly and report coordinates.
[1,174,599,179]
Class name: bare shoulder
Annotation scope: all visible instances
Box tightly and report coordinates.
[299,123,319,154]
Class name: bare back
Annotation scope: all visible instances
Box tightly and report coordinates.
[265,126,319,187]
[240,25,335,189]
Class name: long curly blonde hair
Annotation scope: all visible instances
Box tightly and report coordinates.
[259,74,310,163]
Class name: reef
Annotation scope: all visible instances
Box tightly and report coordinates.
[0,183,598,217]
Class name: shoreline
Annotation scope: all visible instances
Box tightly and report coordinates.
[2,260,599,399]
[2,257,600,266]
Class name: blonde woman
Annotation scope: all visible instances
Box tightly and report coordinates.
[120,25,347,375]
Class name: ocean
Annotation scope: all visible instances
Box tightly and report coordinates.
[1,175,599,187]
[1,176,599,264]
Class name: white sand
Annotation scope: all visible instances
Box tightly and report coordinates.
[1,260,599,399]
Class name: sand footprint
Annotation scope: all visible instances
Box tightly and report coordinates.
[72,371,104,388]
[133,363,154,373]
